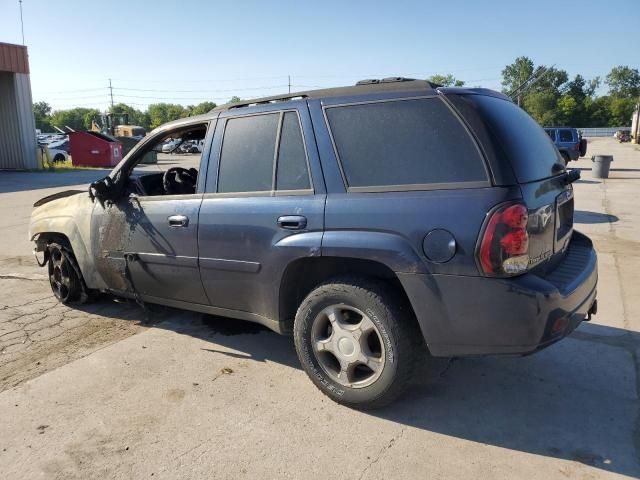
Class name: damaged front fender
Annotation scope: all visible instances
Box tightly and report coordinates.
[29,191,106,290]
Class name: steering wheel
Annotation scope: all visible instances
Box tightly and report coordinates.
[162,167,198,195]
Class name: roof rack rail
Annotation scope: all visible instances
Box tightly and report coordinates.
[227,93,309,110]
[356,77,417,86]
[355,79,380,85]
[211,78,438,112]
[380,76,417,83]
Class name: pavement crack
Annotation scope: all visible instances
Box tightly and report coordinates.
[0,274,47,281]
[357,427,407,480]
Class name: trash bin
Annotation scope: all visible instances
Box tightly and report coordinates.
[591,155,613,178]
[69,131,123,167]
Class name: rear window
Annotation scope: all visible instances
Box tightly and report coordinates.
[559,129,574,142]
[325,98,487,189]
[466,95,561,183]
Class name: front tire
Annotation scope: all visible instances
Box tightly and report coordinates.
[47,243,89,304]
[293,277,419,409]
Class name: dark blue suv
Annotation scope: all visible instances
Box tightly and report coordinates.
[544,127,588,164]
[30,78,598,409]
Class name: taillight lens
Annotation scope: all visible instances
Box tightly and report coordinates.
[478,203,530,276]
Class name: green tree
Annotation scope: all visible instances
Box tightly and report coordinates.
[427,74,464,87]
[501,56,535,105]
[523,91,561,125]
[49,107,100,131]
[109,103,150,130]
[187,101,217,116]
[556,95,578,125]
[605,66,640,98]
[228,96,243,104]
[33,101,52,131]
[147,103,189,128]
[608,97,636,125]
[585,96,611,127]
[529,66,568,94]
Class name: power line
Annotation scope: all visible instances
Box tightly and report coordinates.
[37,87,110,94]
[112,85,289,93]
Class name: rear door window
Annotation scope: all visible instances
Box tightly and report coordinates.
[324,98,488,190]
[216,111,312,194]
[558,129,574,142]
[276,112,311,191]
[464,95,562,183]
[217,114,279,193]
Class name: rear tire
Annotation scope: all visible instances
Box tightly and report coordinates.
[293,277,420,409]
[53,154,65,163]
[579,138,587,157]
[560,152,570,166]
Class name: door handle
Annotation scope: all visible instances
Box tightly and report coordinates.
[277,215,307,230]
[168,215,189,227]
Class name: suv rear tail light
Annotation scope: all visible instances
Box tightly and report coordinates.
[478,203,530,276]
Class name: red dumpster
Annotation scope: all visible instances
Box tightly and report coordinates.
[69,131,123,167]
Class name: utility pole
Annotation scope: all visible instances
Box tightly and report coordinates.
[288,75,291,94]
[109,78,114,109]
[18,0,25,45]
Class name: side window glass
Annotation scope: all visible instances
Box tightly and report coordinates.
[325,98,487,188]
[217,114,279,193]
[276,112,311,190]
[546,129,556,141]
[559,129,573,142]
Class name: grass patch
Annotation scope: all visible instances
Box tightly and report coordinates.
[40,158,98,173]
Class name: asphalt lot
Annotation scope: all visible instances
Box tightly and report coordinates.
[0,138,639,479]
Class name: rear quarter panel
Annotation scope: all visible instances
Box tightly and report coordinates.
[323,188,521,275]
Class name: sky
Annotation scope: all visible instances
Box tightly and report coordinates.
[1,0,638,112]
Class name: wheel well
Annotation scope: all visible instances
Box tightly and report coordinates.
[279,257,416,334]
[34,232,72,251]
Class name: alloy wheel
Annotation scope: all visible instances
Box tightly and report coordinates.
[311,304,386,388]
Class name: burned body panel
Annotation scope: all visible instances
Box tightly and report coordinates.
[29,191,107,290]
[91,195,208,304]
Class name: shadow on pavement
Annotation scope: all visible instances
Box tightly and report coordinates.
[574,210,619,224]
[63,296,640,478]
[0,170,111,194]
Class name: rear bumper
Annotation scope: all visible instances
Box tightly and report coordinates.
[399,231,598,357]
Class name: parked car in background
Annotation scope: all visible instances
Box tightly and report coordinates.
[177,139,204,154]
[161,138,181,153]
[29,79,598,409]
[47,138,69,153]
[615,130,631,143]
[45,144,69,163]
[544,127,587,164]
